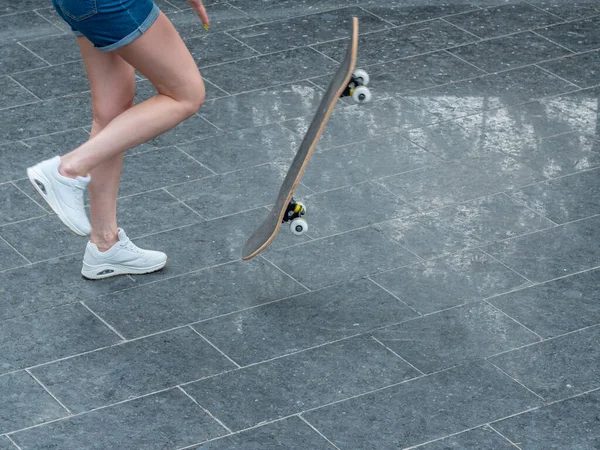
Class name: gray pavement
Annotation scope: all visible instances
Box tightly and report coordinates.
[1,0,599,448]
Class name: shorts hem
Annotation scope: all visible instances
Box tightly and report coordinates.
[97,3,160,52]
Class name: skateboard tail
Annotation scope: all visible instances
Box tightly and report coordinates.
[242,17,360,261]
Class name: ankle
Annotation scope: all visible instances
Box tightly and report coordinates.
[59,158,87,179]
[90,231,119,252]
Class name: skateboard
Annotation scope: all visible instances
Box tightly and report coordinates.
[242,17,371,261]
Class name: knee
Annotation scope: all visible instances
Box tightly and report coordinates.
[179,78,206,118]
[91,86,135,129]
[92,97,133,128]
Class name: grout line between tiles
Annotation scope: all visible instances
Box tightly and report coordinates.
[25,369,72,415]
[371,336,425,375]
[80,301,127,341]
[487,424,523,449]
[298,415,343,450]
[177,386,234,434]
[188,326,242,369]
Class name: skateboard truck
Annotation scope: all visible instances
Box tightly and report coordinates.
[341,69,372,104]
[283,198,307,235]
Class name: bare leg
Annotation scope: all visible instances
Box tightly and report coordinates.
[60,12,205,178]
[77,37,135,251]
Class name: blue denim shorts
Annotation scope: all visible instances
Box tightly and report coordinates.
[51,0,160,52]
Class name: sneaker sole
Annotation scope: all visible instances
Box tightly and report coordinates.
[27,165,89,236]
[81,259,167,280]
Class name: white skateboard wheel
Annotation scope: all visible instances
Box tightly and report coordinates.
[290,218,308,235]
[353,69,370,86]
[352,86,372,104]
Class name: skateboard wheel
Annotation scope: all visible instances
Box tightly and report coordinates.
[352,86,371,104]
[290,218,308,235]
[353,69,370,86]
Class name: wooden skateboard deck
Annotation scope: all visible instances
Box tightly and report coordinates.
[242,17,368,261]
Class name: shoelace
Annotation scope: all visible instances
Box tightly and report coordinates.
[121,240,144,254]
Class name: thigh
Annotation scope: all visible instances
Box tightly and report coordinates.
[113,12,205,104]
[78,36,136,126]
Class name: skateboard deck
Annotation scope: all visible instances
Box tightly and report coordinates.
[242,17,369,261]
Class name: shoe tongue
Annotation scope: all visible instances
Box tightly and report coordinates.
[75,174,91,186]
[117,228,128,242]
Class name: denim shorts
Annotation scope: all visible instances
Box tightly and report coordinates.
[51,0,160,52]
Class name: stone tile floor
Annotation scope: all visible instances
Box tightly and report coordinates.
[1,0,600,448]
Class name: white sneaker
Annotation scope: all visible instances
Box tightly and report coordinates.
[27,156,91,236]
[81,229,167,279]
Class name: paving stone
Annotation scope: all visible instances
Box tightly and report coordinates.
[168,3,259,38]
[528,1,600,20]
[342,51,485,99]
[194,416,335,449]
[0,371,66,435]
[86,258,306,339]
[0,436,15,449]
[184,336,420,430]
[301,182,414,238]
[0,76,37,109]
[537,15,600,52]
[362,0,481,27]
[0,0,52,16]
[403,65,576,120]
[0,11,61,45]
[375,193,553,259]
[19,34,82,65]
[166,164,288,219]
[493,390,600,449]
[444,2,561,39]
[488,268,600,338]
[226,0,359,21]
[10,389,227,449]
[483,215,600,283]
[201,47,337,94]
[313,19,478,66]
[0,215,88,263]
[302,361,541,449]
[414,426,514,449]
[194,278,419,365]
[198,81,324,131]
[282,97,437,151]
[539,50,600,89]
[0,303,120,375]
[0,183,45,226]
[373,301,539,373]
[379,154,543,212]
[11,61,90,99]
[187,32,260,69]
[402,108,592,164]
[490,325,600,401]
[31,327,236,413]
[447,31,572,72]
[508,168,600,224]
[178,123,301,174]
[0,254,135,321]
[264,226,419,289]
[0,94,91,144]
[0,238,28,272]
[299,134,441,192]
[372,248,529,314]
[230,7,388,54]
[117,147,214,197]
[0,43,48,76]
